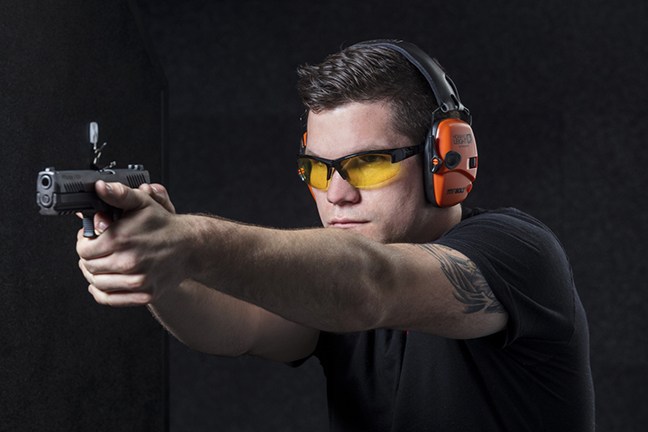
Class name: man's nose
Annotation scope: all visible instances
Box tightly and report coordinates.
[326,171,361,205]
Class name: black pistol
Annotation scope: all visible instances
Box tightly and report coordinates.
[36,165,150,238]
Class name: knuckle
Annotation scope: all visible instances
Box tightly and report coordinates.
[75,241,86,257]
[126,274,147,290]
[88,274,99,287]
[80,259,94,276]
[117,254,139,274]
[106,232,130,253]
[133,292,153,305]
[112,181,126,195]
[88,285,106,304]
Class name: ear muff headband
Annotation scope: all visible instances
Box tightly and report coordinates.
[350,40,471,123]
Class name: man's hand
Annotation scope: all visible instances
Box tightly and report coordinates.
[76,181,189,307]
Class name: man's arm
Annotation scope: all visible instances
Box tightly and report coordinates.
[147,279,319,362]
[185,219,507,339]
[77,181,507,342]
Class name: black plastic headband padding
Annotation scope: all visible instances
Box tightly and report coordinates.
[350,39,471,123]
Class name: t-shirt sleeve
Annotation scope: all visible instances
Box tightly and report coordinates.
[435,208,577,353]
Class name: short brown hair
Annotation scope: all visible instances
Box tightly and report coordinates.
[296,43,437,144]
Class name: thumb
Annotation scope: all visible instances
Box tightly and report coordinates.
[149,183,176,214]
[95,180,148,212]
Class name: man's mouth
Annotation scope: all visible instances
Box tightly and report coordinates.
[328,218,369,228]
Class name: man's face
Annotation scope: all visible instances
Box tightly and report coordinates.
[305,101,438,243]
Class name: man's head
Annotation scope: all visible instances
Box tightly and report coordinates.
[296,41,470,243]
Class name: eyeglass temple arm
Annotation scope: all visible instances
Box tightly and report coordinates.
[391,144,425,162]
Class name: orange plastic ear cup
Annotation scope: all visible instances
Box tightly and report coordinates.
[432,119,478,207]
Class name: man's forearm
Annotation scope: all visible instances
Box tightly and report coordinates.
[148,279,261,356]
[149,278,320,361]
[184,214,396,333]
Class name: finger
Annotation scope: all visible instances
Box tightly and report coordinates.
[93,211,113,235]
[141,183,176,213]
[95,180,150,212]
[149,183,167,194]
[138,183,153,194]
[74,211,111,237]
[79,251,139,276]
[88,285,153,307]
[84,271,148,293]
[151,184,176,213]
[79,259,95,285]
[79,260,137,292]
[76,230,115,259]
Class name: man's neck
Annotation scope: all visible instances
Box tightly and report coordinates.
[414,204,463,243]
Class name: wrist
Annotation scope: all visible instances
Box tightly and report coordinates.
[177,213,235,282]
[175,214,208,280]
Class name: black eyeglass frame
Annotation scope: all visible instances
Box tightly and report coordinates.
[297,143,424,183]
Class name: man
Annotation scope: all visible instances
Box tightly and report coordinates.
[76,40,595,431]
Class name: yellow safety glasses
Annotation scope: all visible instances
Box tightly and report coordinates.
[297,144,423,190]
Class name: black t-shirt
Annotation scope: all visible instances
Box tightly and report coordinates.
[313,208,594,431]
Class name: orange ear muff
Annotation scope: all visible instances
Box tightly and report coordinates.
[424,118,478,207]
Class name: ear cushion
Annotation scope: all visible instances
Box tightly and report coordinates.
[423,118,478,207]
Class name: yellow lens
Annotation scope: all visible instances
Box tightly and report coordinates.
[298,159,330,190]
[342,154,400,188]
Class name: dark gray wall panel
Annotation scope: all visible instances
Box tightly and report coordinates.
[1,1,166,430]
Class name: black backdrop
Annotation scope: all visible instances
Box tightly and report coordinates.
[1,0,166,430]
[2,0,645,431]
[136,0,648,431]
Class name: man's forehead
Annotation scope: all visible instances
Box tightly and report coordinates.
[305,102,408,158]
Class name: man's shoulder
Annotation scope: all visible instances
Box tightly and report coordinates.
[462,206,539,224]
[439,206,570,281]
[453,206,557,241]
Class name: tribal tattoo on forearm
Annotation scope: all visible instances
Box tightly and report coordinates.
[417,244,504,314]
